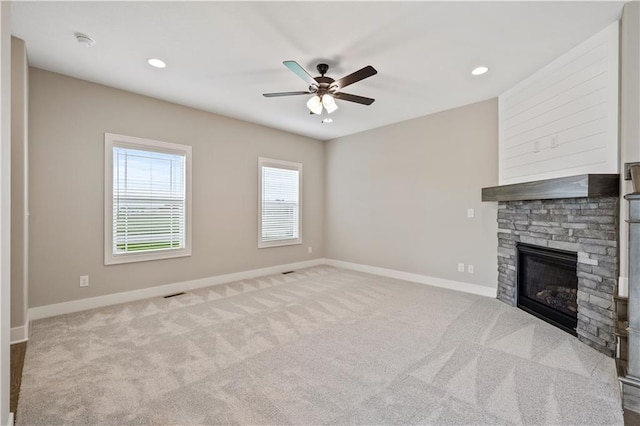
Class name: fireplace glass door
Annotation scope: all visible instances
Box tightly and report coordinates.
[517,243,578,334]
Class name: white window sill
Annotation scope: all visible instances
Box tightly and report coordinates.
[105,248,192,265]
[258,239,302,249]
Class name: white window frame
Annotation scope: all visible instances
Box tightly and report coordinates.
[104,133,192,265]
[258,157,302,248]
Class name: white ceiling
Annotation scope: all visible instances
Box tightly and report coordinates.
[11,1,627,141]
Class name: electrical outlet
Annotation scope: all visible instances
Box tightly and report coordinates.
[467,208,474,218]
[79,275,89,287]
[458,263,465,273]
[308,246,313,254]
[467,265,474,274]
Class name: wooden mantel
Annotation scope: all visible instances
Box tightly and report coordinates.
[481,174,620,202]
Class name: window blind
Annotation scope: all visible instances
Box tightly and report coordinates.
[261,166,299,243]
[113,146,186,254]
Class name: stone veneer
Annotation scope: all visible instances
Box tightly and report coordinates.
[497,196,619,356]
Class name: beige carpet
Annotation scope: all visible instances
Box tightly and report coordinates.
[18,266,623,425]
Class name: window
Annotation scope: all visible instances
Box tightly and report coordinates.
[104,133,192,264]
[258,157,302,248]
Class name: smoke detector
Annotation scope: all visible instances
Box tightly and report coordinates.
[74,33,95,47]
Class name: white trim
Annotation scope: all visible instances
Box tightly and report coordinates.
[28,258,325,321]
[10,324,27,344]
[325,259,497,298]
[104,132,193,265]
[619,276,629,298]
[18,37,29,339]
[257,157,303,249]
[6,412,13,426]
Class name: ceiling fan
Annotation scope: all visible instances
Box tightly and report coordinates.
[263,61,377,115]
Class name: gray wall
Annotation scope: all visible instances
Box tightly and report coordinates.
[28,68,324,308]
[11,37,28,330]
[324,99,499,289]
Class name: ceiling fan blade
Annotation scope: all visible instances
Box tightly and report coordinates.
[332,65,377,90]
[283,61,318,87]
[263,91,311,98]
[333,92,375,105]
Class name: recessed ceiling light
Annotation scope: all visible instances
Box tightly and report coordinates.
[147,58,166,69]
[322,118,333,124]
[74,33,95,47]
[471,66,489,76]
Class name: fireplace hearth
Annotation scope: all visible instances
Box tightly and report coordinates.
[517,243,578,335]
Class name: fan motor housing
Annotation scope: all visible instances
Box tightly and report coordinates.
[313,76,337,95]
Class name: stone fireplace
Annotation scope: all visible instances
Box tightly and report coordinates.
[482,174,620,356]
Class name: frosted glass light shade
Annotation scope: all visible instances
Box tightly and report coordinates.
[306,95,323,114]
[322,94,338,113]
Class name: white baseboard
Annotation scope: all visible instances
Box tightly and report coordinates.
[7,412,14,426]
[325,259,497,298]
[619,276,629,297]
[10,323,28,344]
[27,257,497,322]
[28,258,326,321]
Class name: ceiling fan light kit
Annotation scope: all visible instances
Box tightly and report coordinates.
[322,94,338,113]
[264,61,377,117]
[306,95,323,115]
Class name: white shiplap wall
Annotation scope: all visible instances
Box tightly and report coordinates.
[499,22,619,185]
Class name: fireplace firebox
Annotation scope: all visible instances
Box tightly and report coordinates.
[517,243,578,335]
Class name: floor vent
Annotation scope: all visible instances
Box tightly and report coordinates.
[163,292,186,298]
[281,271,295,275]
